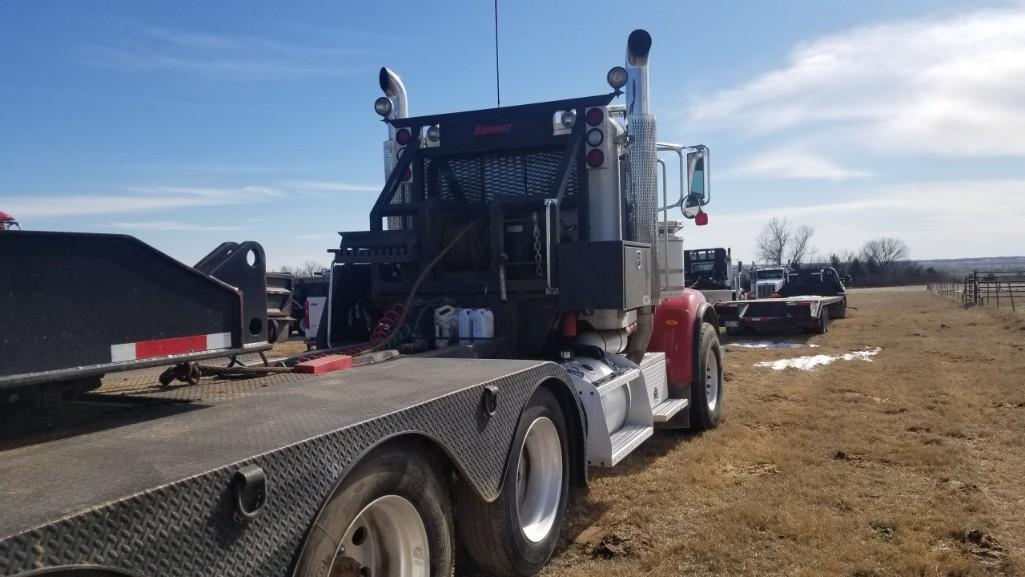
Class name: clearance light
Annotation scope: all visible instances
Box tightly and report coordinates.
[560,110,577,129]
[374,97,393,117]
[607,66,628,90]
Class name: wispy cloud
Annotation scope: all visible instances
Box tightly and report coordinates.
[694,179,1025,260]
[82,25,371,80]
[107,221,249,232]
[690,7,1025,156]
[285,181,381,193]
[724,149,870,182]
[4,185,281,218]
[2,180,379,219]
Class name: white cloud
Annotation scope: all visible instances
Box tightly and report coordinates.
[82,25,369,80]
[685,179,1025,261]
[2,181,379,219]
[4,185,281,218]
[106,221,248,232]
[286,181,381,193]
[690,7,1025,156]
[724,149,870,181]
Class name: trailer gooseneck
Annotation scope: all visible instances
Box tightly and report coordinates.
[0,29,721,577]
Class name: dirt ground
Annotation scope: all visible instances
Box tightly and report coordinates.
[546,288,1025,577]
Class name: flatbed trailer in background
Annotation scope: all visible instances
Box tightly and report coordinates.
[715,267,848,335]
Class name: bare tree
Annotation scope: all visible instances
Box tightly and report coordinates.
[787,225,815,265]
[755,217,791,266]
[279,260,326,277]
[861,237,909,275]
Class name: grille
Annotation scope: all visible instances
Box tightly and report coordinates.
[424,150,578,203]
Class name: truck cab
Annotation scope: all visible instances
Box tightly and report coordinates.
[751,266,787,299]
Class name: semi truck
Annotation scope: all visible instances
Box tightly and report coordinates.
[0,212,20,231]
[683,247,741,303]
[750,265,788,299]
[0,30,721,577]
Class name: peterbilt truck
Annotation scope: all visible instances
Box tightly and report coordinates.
[0,30,721,577]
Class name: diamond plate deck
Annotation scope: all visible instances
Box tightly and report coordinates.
[0,357,574,577]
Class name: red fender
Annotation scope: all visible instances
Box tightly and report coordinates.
[647,289,716,394]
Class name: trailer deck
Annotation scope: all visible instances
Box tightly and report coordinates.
[0,357,579,577]
[715,294,845,333]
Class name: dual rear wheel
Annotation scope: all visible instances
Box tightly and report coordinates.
[294,388,569,577]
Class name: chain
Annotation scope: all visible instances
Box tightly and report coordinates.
[532,212,543,278]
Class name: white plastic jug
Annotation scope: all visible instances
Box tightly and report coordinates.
[473,308,495,340]
[434,305,457,348]
[458,308,474,345]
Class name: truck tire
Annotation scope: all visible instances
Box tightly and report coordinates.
[293,441,454,577]
[690,323,723,430]
[454,387,570,577]
[815,307,831,334]
[833,298,848,319]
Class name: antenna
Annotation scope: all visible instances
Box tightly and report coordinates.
[494,0,501,107]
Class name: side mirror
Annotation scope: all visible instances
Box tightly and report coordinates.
[682,146,709,220]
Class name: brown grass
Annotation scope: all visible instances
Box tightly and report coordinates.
[544,288,1025,577]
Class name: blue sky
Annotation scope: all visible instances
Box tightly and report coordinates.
[3,0,1024,268]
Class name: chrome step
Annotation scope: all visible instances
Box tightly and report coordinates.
[608,424,653,467]
[651,398,689,423]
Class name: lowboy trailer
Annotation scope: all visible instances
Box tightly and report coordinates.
[0,30,722,577]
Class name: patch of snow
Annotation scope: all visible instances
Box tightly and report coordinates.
[726,341,819,350]
[754,347,881,371]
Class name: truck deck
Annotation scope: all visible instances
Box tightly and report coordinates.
[0,357,572,576]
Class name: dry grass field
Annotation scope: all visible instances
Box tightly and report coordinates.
[545,288,1025,577]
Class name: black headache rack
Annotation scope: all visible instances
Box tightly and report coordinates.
[324,92,652,353]
[0,232,273,391]
[778,267,847,297]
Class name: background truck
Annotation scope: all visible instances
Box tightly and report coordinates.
[0,30,722,577]
[715,266,848,335]
[683,247,741,303]
[0,211,20,231]
[750,265,788,299]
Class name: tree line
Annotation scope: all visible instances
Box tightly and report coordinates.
[754,217,947,287]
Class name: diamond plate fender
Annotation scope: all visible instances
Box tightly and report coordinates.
[0,360,585,577]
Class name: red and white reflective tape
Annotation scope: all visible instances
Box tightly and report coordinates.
[110,332,232,363]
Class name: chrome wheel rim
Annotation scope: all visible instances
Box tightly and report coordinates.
[706,351,720,411]
[515,416,563,543]
[332,495,429,577]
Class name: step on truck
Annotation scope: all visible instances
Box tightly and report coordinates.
[0,30,722,577]
[715,266,848,335]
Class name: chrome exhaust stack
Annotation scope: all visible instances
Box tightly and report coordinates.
[624,29,659,363]
[378,67,411,231]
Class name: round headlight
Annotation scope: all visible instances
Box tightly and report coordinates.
[426,125,441,142]
[607,66,628,90]
[374,97,393,117]
[586,128,604,147]
[560,110,577,129]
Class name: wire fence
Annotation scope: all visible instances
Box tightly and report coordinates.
[928,271,1025,311]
